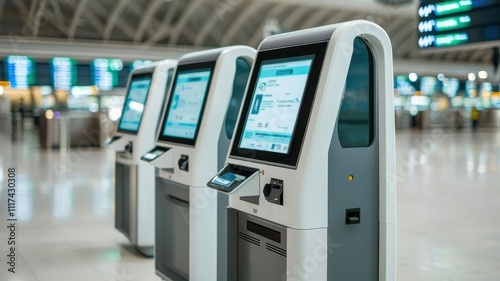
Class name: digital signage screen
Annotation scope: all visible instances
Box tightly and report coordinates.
[418,0,500,50]
[93,58,123,91]
[5,56,35,89]
[51,57,77,90]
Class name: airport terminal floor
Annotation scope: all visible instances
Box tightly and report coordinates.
[0,125,499,281]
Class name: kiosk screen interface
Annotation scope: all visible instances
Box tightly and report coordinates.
[118,74,152,133]
[162,69,212,140]
[239,56,313,154]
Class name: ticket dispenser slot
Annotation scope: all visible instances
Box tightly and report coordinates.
[118,141,133,159]
[346,208,361,225]
[178,155,189,171]
[263,178,283,205]
[124,141,133,154]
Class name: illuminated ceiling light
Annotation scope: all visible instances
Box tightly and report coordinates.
[437,73,445,81]
[478,70,488,79]
[408,72,418,82]
[468,73,476,81]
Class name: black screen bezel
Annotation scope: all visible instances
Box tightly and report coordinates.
[117,72,153,134]
[229,42,328,167]
[157,61,215,146]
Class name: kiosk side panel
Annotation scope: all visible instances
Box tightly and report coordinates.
[327,37,379,280]
[218,57,251,170]
[217,57,251,281]
[115,162,132,237]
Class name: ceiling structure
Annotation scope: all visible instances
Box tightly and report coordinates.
[0,0,496,76]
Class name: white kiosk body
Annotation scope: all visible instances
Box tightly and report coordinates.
[207,20,396,281]
[141,46,256,280]
[107,59,177,256]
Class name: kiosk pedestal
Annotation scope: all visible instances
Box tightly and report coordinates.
[142,46,256,280]
[114,157,156,256]
[107,59,177,257]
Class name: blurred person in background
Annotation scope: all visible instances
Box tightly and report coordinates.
[19,97,25,129]
[471,107,479,132]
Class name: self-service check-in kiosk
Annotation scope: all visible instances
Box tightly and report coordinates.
[207,20,396,281]
[141,46,255,280]
[107,59,177,256]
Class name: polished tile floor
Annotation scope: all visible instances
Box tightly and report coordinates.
[396,128,500,281]
[0,126,499,281]
[0,125,160,281]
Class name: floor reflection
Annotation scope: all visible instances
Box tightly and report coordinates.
[0,127,499,281]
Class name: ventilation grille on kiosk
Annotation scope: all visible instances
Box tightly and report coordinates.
[266,243,287,257]
[239,232,260,246]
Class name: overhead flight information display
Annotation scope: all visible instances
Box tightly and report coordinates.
[118,75,152,133]
[51,57,77,90]
[420,76,437,95]
[239,55,313,154]
[5,56,35,89]
[418,0,500,50]
[162,69,212,140]
[93,58,123,91]
[130,60,153,70]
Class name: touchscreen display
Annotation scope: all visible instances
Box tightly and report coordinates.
[118,75,152,132]
[238,56,313,154]
[162,69,211,139]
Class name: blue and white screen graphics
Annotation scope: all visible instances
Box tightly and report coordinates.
[162,69,211,139]
[239,56,313,154]
[118,77,151,132]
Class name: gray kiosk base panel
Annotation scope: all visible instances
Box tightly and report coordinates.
[115,162,132,238]
[115,162,154,257]
[328,137,379,280]
[155,177,190,281]
[228,210,287,281]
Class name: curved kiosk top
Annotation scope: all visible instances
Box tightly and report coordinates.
[142,46,256,281]
[107,59,177,163]
[207,20,396,281]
